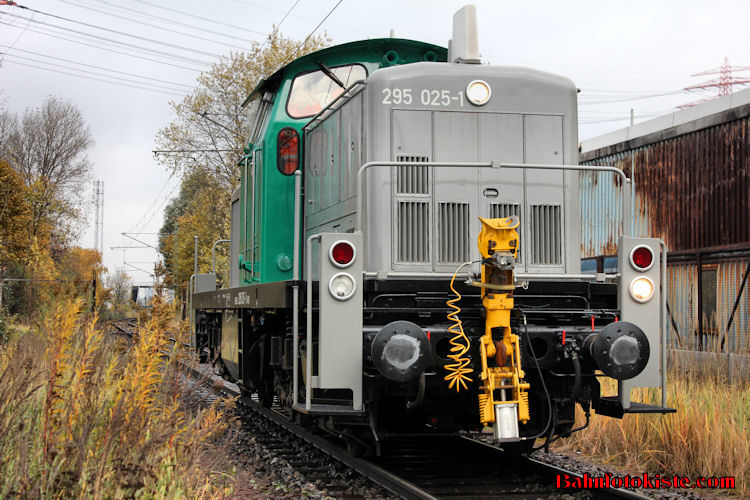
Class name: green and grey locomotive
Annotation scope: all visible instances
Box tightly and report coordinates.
[192,6,674,455]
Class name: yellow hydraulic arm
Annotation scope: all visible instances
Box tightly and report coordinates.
[476,216,530,440]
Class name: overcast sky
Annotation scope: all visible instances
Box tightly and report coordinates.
[2,0,749,284]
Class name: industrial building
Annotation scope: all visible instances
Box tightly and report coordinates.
[580,88,750,354]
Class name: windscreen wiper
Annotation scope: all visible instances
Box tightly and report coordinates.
[317,62,346,89]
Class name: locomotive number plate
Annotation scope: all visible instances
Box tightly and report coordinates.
[382,88,465,107]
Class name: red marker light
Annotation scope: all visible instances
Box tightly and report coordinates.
[561,330,566,345]
[330,241,355,267]
[591,316,595,332]
[630,245,654,271]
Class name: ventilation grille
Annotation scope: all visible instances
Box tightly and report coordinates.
[397,202,429,263]
[396,155,429,194]
[490,203,521,263]
[439,202,470,263]
[490,203,520,219]
[530,204,562,265]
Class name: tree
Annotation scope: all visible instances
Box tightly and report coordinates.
[156,31,329,190]
[105,269,131,318]
[0,96,94,249]
[0,159,31,265]
[157,31,329,293]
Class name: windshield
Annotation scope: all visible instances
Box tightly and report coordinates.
[287,64,367,119]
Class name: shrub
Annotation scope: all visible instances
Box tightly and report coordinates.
[0,296,235,498]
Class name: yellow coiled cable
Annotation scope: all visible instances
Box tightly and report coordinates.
[444,262,473,392]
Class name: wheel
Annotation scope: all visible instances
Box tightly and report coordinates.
[345,437,373,458]
[257,382,274,407]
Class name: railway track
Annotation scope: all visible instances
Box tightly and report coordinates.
[106,317,138,337]
[207,377,652,500]
[109,320,652,499]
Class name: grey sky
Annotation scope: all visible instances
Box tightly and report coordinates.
[1,0,748,284]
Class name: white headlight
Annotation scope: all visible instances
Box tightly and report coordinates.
[328,272,356,301]
[629,276,654,303]
[466,80,491,106]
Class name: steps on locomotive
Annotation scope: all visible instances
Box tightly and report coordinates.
[594,396,676,419]
[292,402,365,416]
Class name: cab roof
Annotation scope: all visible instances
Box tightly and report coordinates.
[241,38,447,107]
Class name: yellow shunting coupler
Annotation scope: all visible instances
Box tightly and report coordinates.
[476,216,530,440]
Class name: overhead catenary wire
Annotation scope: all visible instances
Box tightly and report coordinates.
[0,20,205,71]
[57,0,254,51]
[2,11,215,64]
[231,0,380,37]
[286,0,343,62]
[132,0,268,36]
[2,58,185,96]
[89,0,259,45]
[128,177,176,234]
[0,45,194,89]
[0,8,32,64]
[2,52,188,93]
[2,6,222,58]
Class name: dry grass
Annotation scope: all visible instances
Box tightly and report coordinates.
[555,369,749,497]
[0,295,237,499]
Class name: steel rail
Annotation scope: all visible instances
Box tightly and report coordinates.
[178,357,654,500]
[524,457,653,500]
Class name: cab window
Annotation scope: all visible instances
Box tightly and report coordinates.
[286,64,367,118]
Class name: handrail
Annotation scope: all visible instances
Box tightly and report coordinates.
[211,239,231,273]
[292,171,302,408]
[302,79,367,134]
[356,160,633,236]
[304,233,322,410]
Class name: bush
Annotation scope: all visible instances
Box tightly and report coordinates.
[556,371,749,497]
[0,296,236,498]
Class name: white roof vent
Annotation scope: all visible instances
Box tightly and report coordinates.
[448,5,480,64]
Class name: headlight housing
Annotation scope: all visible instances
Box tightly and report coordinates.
[466,80,491,106]
[328,272,356,301]
[629,276,655,303]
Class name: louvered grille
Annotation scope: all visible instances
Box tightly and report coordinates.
[396,155,429,194]
[438,202,470,263]
[490,203,521,263]
[490,203,520,219]
[397,202,429,263]
[530,204,562,265]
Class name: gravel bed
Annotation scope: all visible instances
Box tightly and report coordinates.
[185,367,706,499]
[182,370,393,499]
[530,450,705,500]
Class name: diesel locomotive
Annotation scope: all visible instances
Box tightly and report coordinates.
[191,5,674,454]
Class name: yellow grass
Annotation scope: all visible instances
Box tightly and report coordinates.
[0,295,236,498]
[555,370,749,497]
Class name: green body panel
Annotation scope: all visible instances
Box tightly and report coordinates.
[239,39,447,284]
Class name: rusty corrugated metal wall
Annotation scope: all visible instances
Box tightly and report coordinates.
[666,259,749,353]
[581,116,750,256]
[581,108,750,353]
[666,263,697,350]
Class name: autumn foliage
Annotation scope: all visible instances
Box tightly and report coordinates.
[0,296,235,498]
[156,32,329,294]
